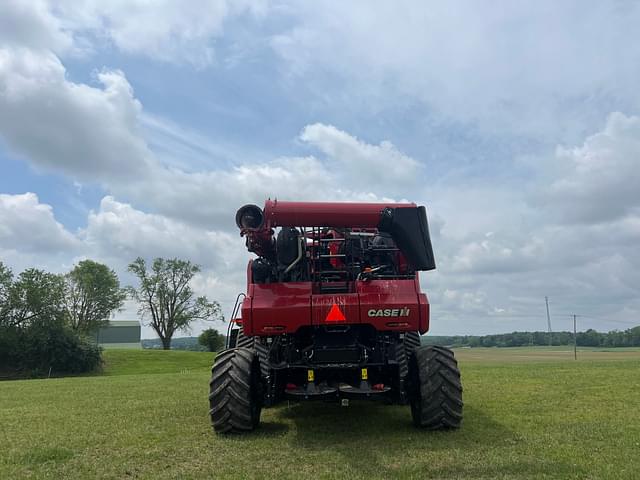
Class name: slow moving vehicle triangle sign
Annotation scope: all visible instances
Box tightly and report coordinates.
[325,303,346,322]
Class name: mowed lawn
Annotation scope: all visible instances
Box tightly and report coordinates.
[1,347,640,479]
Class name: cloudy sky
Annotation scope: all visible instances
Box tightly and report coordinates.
[1,0,640,337]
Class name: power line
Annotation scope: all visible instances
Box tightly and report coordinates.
[572,314,639,326]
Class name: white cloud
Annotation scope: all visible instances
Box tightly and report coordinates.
[449,233,542,275]
[542,112,640,224]
[0,41,408,228]
[1,1,268,68]
[52,0,267,67]
[0,0,73,53]
[118,152,400,230]
[271,1,640,139]
[82,196,241,269]
[6,1,640,139]
[413,111,640,333]
[0,193,79,254]
[0,48,152,181]
[300,123,421,189]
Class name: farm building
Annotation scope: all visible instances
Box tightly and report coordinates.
[94,321,141,348]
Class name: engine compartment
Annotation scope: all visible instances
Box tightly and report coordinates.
[250,226,415,292]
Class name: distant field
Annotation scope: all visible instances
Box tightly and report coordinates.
[455,345,640,362]
[1,347,640,479]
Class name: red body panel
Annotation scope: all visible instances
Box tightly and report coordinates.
[418,293,430,333]
[241,275,430,336]
[244,282,312,335]
[311,293,360,326]
[357,279,421,332]
[263,200,415,228]
[415,275,430,333]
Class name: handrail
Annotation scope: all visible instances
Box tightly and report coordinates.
[225,292,246,349]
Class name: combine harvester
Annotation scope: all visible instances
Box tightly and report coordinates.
[209,200,462,433]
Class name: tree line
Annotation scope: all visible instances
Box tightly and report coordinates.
[1,257,222,377]
[422,327,640,348]
[141,330,226,352]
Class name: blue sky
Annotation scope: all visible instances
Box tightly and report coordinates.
[1,1,640,337]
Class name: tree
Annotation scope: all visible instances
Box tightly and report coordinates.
[128,257,223,349]
[63,260,127,333]
[0,266,65,328]
[0,262,13,321]
[199,328,225,352]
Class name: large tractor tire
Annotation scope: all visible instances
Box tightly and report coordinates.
[236,328,255,349]
[396,332,422,403]
[397,332,421,378]
[232,327,270,379]
[408,345,463,429]
[404,331,421,361]
[209,348,262,433]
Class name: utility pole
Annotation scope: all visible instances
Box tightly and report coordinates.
[545,296,552,346]
[573,314,577,360]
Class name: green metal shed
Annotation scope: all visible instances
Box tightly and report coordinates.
[95,321,141,349]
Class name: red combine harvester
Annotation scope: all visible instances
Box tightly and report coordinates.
[209,200,463,433]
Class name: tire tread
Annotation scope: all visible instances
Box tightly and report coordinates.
[209,347,261,433]
[410,345,463,430]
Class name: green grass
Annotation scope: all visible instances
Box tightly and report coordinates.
[101,348,214,376]
[1,348,640,479]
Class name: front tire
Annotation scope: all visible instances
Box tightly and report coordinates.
[209,348,262,433]
[408,346,463,429]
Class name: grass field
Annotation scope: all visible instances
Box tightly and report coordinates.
[101,349,214,376]
[1,347,640,479]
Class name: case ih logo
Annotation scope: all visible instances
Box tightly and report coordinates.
[367,308,411,317]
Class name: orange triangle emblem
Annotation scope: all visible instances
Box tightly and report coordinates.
[325,303,346,322]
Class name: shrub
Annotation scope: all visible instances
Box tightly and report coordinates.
[24,323,102,375]
[2,323,102,377]
[198,328,225,352]
[0,261,103,378]
[0,326,20,369]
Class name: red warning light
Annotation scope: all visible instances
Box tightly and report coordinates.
[325,303,346,322]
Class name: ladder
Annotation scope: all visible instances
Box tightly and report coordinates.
[307,228,354,294]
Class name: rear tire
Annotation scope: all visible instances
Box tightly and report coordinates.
[235,327,270,379]
[209,348,262,434]
[396,332,421,403]
[408,345,463,429]
[236,327,255,349]
[404,331,421,357]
